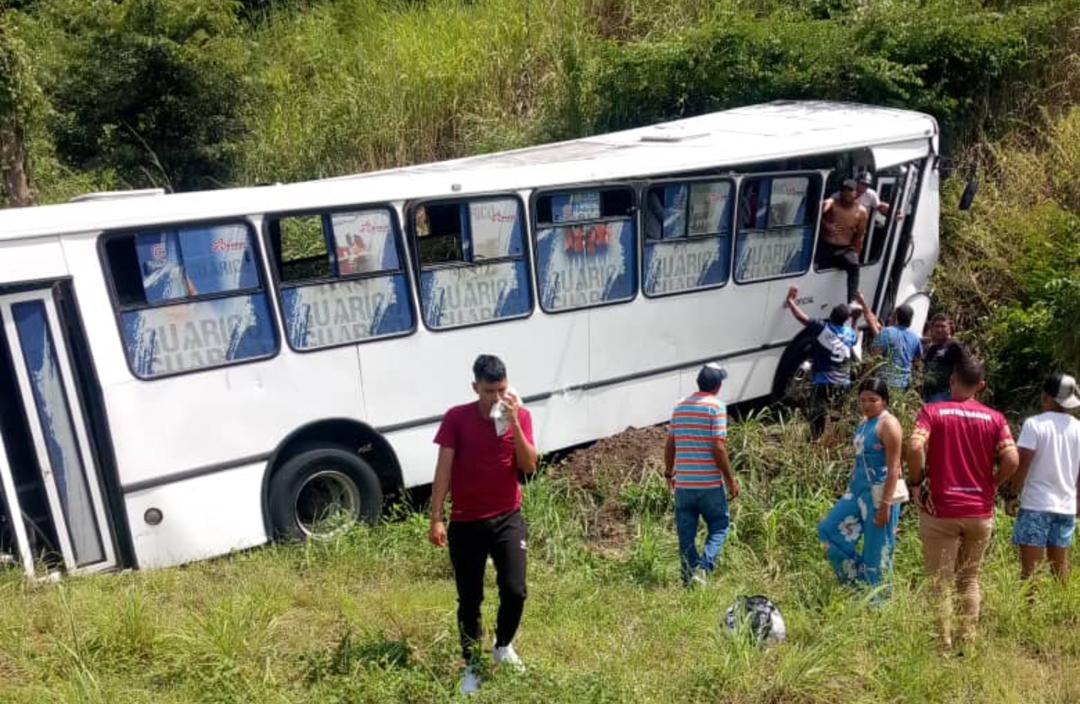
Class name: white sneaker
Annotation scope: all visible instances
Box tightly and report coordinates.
[493,642,525,672]
[460,666,482,695]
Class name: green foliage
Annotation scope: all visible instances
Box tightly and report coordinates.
[936,108,1080,414]
[8,0,1074,195]
[23,0,253,191]
[580,0,1064,141]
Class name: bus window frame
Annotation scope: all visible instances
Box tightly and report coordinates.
[97,217,281,381]
[639,175,736,299]
[262,203,419,354]
[529,182,640,315]
[813,171,901,273]
[406,192,535,333]
[732,170,824,286]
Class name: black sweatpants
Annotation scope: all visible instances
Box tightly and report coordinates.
[809,383,846,440]
[818,243,860,304]
[447,509,528,662]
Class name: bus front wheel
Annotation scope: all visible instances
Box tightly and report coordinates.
[268,446,383,541]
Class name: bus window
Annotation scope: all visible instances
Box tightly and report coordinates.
[101,222,278,379]
[733,174,818,284]
[269,207,415,351]
[642,179,733,296]
[533,186,637,312]
[411,196,531,330]
[279,215,332,281]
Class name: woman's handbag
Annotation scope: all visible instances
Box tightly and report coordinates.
[871,478,910,508]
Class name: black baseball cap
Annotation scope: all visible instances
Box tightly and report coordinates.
[697,363,728,392]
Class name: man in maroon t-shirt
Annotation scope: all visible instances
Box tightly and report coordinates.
[907,358,1018,649]
[429,354,538,694]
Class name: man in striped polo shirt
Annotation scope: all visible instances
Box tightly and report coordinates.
[664,364,741,586]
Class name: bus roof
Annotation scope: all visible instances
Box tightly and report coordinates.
[0,100,937,241]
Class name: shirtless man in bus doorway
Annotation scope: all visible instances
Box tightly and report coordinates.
[818,178,869,305]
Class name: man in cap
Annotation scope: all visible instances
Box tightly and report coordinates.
[1005,373,1080,582]
[818,179,869,305]
[664,363,740,586]
[855,171,890,216]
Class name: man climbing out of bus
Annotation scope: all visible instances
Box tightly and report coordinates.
[429,354,538,695]
[785,286,858,440]
[861,299,923,391]
[818,179,869,305]
[664,363,740,587]
[908,357,1018,652]
[921,313,968,404]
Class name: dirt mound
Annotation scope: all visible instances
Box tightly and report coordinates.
[551,426,669,553]
[554,425,668,492]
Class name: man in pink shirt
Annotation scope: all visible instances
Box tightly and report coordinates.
[429,355,538,694]
[907,358,1019,649]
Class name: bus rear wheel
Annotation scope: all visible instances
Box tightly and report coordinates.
[268,446,383,540]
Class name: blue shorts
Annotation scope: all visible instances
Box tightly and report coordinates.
[1012,509,1077,549]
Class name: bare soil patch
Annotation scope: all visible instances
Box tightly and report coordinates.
[550,426,668,553]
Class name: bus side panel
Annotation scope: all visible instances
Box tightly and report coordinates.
[103,350,365,488]
[587,285,770,396]
[0,238,70,283]
[124,461,267,569]
[359,311,593,477]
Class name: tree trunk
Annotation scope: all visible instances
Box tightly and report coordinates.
[0,121,32,206]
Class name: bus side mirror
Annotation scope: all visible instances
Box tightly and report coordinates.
[958,177,978,211]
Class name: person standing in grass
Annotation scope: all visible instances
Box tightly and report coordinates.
[907,358,1019,650]
[818,378,905,589]
[921,314,967,404]
[664,363,740,587]
[1005,373,1080,582]
[864,302,923,391]
[785,285,858,440]
[428,354,538,694]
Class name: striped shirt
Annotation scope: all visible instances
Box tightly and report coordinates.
[669,392,728,489]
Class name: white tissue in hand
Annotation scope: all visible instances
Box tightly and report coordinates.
[490,388,520,436]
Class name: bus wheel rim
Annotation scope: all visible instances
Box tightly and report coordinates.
[295,469,361,538]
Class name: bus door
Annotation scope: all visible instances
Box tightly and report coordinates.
[0,283,118,577]
[859,165,918,311]
[868,164,920,315]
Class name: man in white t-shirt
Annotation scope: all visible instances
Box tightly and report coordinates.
[1007,373,1080,582]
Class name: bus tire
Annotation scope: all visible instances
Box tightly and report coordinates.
[772,333,817,410]
[267,446,383,541]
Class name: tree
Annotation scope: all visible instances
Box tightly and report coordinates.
[0,11,41,206]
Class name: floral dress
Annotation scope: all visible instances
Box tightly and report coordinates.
[817,413,902,586]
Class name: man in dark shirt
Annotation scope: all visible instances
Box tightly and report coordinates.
[922,314,968,403]
[429,354,538,694]
[785,286,857,439]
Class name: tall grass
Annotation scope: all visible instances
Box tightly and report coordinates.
[1,409,1077,702]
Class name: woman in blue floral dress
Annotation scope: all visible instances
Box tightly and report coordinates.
[818,378,905,587]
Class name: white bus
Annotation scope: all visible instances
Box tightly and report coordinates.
[0,101,939,576]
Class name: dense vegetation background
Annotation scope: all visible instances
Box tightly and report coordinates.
[4,0,1076,412]
[0,2,1078,702]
